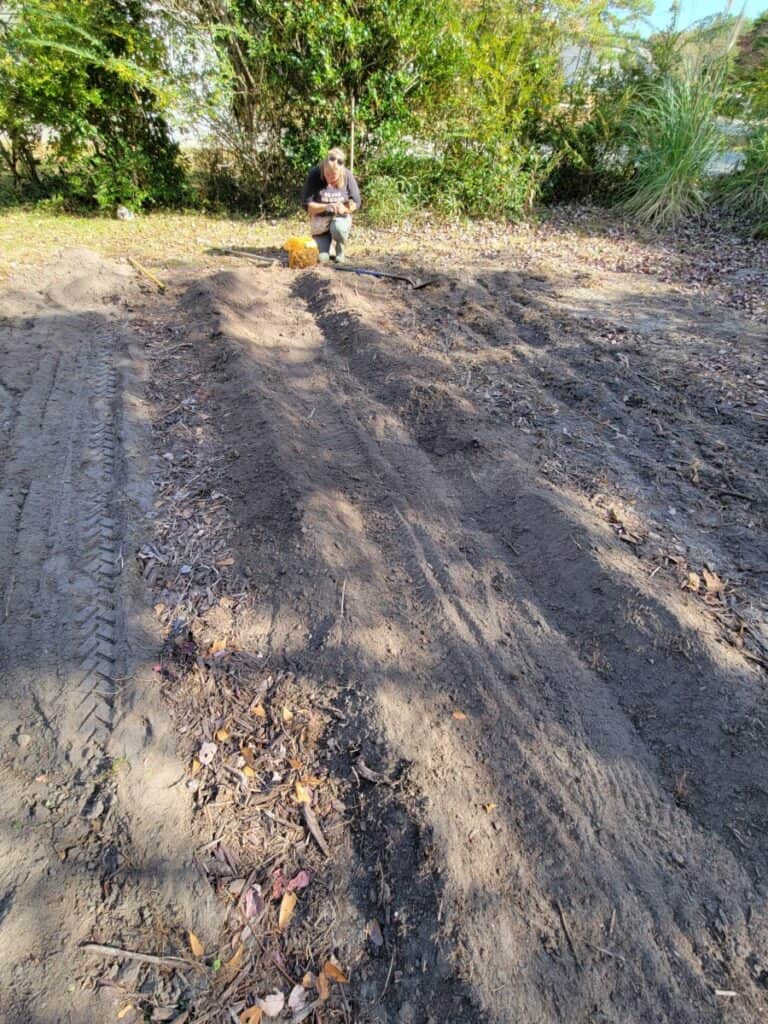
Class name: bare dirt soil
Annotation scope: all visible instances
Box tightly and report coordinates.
[1,214,767,1024]
[0,250,219,1023]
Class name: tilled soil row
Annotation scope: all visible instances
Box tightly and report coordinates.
[130,277,476,1024]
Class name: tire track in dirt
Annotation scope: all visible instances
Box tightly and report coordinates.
[158,263,768,1023]
[0,251,213,1024]
[73,354,121,749]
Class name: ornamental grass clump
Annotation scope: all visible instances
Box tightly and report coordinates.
[715,128,768,237]
[620,63,726,227]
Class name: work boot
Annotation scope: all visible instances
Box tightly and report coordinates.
[318,252,330,263]
[334,241,346,263]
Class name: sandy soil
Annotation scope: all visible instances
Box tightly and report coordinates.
[0,220,766,1023]
[0,250,219,1023]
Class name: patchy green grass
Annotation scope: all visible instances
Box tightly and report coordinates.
[0,207,465,279]
[0,209,296,276]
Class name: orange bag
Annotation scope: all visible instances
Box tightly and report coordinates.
[283,235,319,269]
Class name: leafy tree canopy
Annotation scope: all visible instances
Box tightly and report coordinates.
[0,0,184,207]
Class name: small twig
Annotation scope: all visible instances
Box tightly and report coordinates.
[80,943,204,971]
[727,824,748,850]
[556,901,581,968]
[302,803,331,858]
[718,489,753,503]
[586,941,626,964]
[340,578,347,619]
[212,247,276,265]
[197,833,227,854]
[127,257,166,292]
[381,943,397,998]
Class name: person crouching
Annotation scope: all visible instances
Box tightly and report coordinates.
[301,147,361,263]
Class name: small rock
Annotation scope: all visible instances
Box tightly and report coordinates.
[398,1001,417,1024]
[15,733,32,749]
[151,1008,178,1022]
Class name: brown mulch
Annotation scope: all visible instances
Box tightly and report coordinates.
[123,309,369,1024]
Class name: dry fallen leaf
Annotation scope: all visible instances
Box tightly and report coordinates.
[702,568,723,593]
[452,711,467,720]
[682,571,700,593]
[287,869,311,891]
[316,970,330,1002]
[239,1009,262,1024]
[190,758,201,776]
[282,707,294,723]
[483,802,497,813]
[188,931,204,958]
[215,727,230,742]
[225,944,244,975]
[243,765,255,778]
[272,867,287,899]
[288,984,308,1013]
[257,992,285,1018]
[244,885,264,919]
[322,961,349,984]
[117,1006,134,1020]
[251,704,267,718]
[354,758,388,784]
[210,639,227,655]
[278,891,297,931]
[295,782,312,805]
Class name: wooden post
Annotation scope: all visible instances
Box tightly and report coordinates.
[349,95,356,173]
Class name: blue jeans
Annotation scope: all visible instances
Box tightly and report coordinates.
[315,215,352,255]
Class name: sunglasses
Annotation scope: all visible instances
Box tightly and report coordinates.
[328,156,344,165]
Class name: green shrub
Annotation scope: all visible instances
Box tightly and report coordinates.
[362,141,549,223]
[363,175,419,226]
[619,63,727,226]
[34,193,73,214]
[714,126,768,236]
[544,75,638,204]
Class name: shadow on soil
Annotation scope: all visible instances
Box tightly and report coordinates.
[144,261,768,1022]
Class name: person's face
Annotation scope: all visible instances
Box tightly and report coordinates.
[326,154,344,181]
